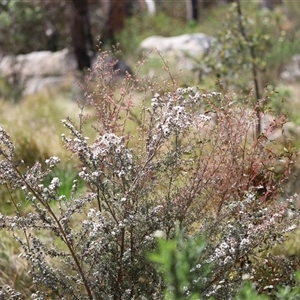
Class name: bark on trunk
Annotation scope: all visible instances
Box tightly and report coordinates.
[186,0,199,21]
[101,0,129,45]
[71,0,93,70]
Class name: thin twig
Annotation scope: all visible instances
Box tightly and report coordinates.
[235,0,261,138]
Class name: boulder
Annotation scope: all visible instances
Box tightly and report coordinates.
[139,33,215,57]
[0,49,132,96]
[138,33,215,72]
[0,49,77,80]
[0,49,76,96]
[280,54,300,82]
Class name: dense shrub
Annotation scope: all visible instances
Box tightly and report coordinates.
[0,52,298,299]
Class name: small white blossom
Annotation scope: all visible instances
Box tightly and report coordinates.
[198,114,212,122]
[152,230,165,238]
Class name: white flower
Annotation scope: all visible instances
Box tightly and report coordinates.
[152,230,165,238]
[198,114,212,122]
[51,177,60,186]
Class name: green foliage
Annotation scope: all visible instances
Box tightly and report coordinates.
[43,164,85,199]
[200,3,300,94]
[236,271,300,300]
[0,0,46,54]
[149,232,300,300]
[264,85,291,115]
[0,0,69,55]
[275,272,300,300]
[0,76,23,102]
[149,227,211,300]
[234,281,269,300]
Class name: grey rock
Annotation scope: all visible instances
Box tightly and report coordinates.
[139,33,215,57]
[138,33,215,72]
[0,49,132,96]
[0,49,77,80]
[280,54,300,82]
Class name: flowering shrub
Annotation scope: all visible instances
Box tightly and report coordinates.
[0,52,298,299]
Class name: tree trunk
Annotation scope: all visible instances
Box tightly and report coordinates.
[186,0,198,22]
[101,0,129,45]
[71,0,93,71]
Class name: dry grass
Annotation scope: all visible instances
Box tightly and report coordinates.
[0,231,33,297]
[0,90,87,165]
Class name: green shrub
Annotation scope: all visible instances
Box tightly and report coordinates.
[0,0,69,55]
[150,231,300,300]
[148,227,210,300]
[199,3,300,94]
